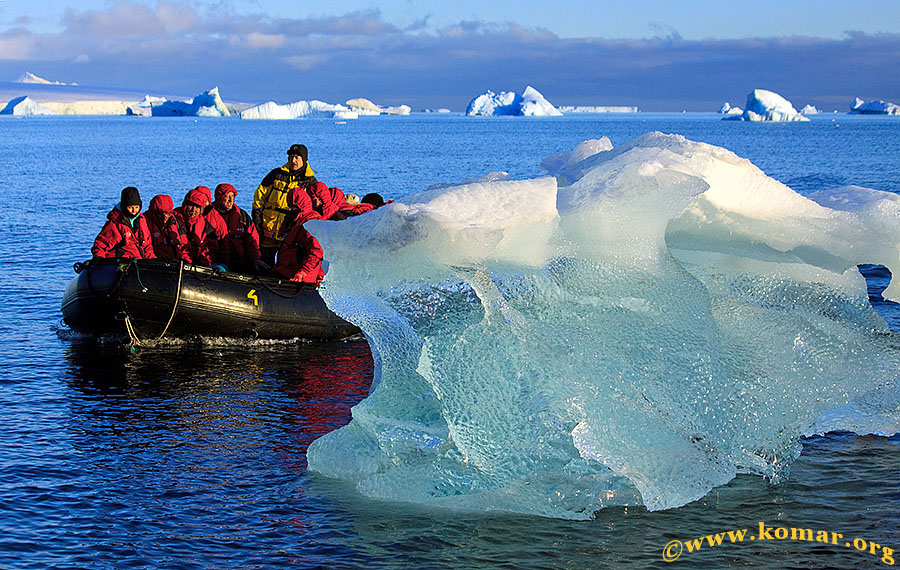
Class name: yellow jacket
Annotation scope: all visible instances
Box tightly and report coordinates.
[251,162,315,248]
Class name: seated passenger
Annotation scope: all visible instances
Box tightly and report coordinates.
[92,186,155,260]
[174,187,218,266]
[192,185,228,239]
[146,194,192,263]
[273,223,324,285]
[210,183,268,274]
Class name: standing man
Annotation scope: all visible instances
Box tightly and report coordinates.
[253,144,325,266]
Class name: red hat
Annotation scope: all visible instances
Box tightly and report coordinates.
[193,186,211,206]
[183,187,208,209]
[215,183,237,201]
[149,194,174,214]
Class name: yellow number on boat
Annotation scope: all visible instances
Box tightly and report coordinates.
[247,289,259,307]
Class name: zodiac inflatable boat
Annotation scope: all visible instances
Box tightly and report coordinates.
[60,258,360,342]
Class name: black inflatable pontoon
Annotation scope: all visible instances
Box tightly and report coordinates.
[60,258,360,341]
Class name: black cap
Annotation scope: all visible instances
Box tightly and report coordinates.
[361,193,384,208]
[287,144,308,162]
[120,186,142,209]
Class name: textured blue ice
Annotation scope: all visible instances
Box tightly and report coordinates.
[306,132,900,519]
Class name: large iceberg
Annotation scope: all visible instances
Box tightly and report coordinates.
[305,132,899,519]
[127,87,230,117]
[724,89,809,122]
[466,86,562,116]
[850,97,900,115]
[0,96,55,116]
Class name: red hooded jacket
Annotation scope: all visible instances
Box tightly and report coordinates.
[210,183,261,273]
[92,206,155,259]
[174,188,217,266]
[146,194,192,263]
[273,222,324,284]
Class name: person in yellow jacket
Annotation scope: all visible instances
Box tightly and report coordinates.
[252,143,322,265]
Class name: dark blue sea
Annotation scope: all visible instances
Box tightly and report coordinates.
[0,113,898,569]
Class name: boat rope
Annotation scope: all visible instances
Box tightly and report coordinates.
[250,274,310,299]
[125,260,184,348]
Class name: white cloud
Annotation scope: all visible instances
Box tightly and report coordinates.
[244,32,284,49]
[283,54,329,70]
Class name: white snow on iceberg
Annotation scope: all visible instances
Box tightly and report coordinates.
[466,86,562,116]
[127,87,230,117]
[344,98,410,116]
[723,89,809,122]
[15,72,76,86]
[240,100,357,120]
[850,97,900,115]
[718,102,742,115]
[0,96,55,116]
[558,105,638,113]
[305,132,899,519]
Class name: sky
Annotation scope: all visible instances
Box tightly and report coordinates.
[0,0,898,111]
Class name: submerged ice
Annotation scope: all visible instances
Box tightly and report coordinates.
[306,132,900,519]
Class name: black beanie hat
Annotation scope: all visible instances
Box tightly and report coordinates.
[287,144,308,163]
[120,186,142,209]
[361,193,385,208]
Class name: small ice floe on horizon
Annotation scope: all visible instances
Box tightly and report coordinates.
[127,87,230,117]
[849,97,900,115]
[306,131,899,520]
[465,86,563,116]
[800,104,819,115]
[723,89,809,122]
[0,95,55,116]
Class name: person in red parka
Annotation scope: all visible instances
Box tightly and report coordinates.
[273,221,325,285]
[145,194,192,263]
[329,192,386,219]
[272,186,325,284]
[92,186,155,260]
[174,187,217,266]
[209,183,269,274]
[194,184,228,240]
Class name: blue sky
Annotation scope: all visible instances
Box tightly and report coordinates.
[1,0,898,110]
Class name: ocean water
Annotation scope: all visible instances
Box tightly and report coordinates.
[0,113,898,569]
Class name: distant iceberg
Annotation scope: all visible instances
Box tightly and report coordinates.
[466,86,562,116]
[718,102,742,115]
[800,104,819,115]
[849,97,900,115]
[558,105,638,114]
[127,87,230,117]
[344,98,412,116]
[240,100,357,120]
[0,96,55,116]
[15,72,76,86]
[723,89,809,122]
[241,97,412,119]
